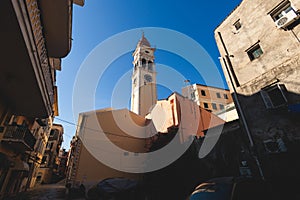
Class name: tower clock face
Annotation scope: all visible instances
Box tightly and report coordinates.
[144,74,152,82]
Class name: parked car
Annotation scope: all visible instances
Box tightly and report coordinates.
[87,177,145,200]
[189,177,271,200]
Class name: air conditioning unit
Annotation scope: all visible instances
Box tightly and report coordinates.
[275,10,299,28]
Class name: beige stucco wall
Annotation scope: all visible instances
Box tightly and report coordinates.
[74,144,144,188]
[73,109,155,188]
[149,95,179,133]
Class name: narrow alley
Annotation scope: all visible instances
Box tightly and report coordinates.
[5,180,80,200]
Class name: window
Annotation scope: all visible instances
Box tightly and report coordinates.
[148,61,153,71]
[219,104,225,110]
[41,155,48,164]
[133,78,137,86]
[201,90,206,96]
[216,92,221,98]
[212,103,217,110]
[224,94,228,99]
[47,142,54,150]
[203,103,209,109]
[260,84,287,109]
[50,130,55,136]
[191,91,195,100]
[233,20,241,30]
[142,59,146,68]
[142,59,146,65]
[247,43,263,61]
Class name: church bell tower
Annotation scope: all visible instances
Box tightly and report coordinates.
[130,34,157,116]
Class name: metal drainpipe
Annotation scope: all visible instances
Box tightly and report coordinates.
[217,31,265,179]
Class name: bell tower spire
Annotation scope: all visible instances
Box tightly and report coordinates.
[130,34,157,116]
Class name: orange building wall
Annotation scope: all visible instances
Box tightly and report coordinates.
[151,93,225,139]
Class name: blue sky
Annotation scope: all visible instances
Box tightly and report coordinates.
[55,0,242,149]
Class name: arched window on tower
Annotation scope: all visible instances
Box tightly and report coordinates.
[142,59,146,69]
[134,64,137,71]
[148,61,153,71]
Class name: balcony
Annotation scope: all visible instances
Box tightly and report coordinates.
[0,0,72,118]
[38,0,73,58]
[2,125,37,151]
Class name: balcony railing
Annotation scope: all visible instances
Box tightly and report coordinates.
[2,125,37,151]
[26,0,54,106]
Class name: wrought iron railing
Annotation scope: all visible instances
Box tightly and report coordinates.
[3,125,37,150]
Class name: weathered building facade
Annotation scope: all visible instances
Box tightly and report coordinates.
[182,84,233,113]
[35,124,64,184]
[182,84,238,122]
[57,149,69,181]
[0,0,84,198]
[215,0,300,178]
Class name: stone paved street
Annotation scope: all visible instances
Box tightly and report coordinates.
[7,184,66,200]
[6,180,85,200]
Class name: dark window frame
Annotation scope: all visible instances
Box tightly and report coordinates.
[203,102,209,109]
[246,43,263,61]
[212,103,217,110]
[219,104,225,110]
[260,84,287,109]
[233,19,242,30]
